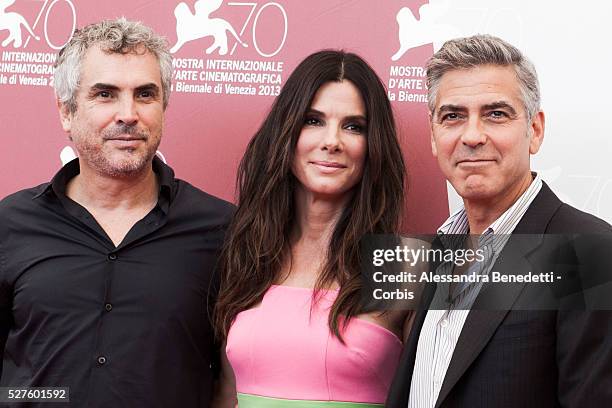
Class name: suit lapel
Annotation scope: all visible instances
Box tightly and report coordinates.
[434,236,541,407]
[434,182,563,408]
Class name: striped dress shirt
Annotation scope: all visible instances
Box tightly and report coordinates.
[407,173,543,408]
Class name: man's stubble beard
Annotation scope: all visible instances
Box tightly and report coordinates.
[74,123,161,178]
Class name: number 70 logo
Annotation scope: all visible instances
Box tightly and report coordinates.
[227,2,287,57]
[21,0,77,50]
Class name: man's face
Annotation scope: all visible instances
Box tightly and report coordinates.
[430,64,544,205]
[59,45,164,178]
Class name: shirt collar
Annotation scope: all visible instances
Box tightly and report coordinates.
[438,172,543,236]
[33,156,177,213]
[152,156,176,214]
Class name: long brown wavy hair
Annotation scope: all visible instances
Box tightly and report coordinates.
[214,50,406,340]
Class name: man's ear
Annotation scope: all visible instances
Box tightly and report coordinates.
[429,111,438,157]
[57,98,72,133]
[529,110,545,155]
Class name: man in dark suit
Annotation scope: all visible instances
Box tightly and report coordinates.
[387,34,612,408]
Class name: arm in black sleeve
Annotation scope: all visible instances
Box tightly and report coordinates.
[557,310,612,406]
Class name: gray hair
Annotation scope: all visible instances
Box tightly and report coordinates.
[426,34,540,122]
[53,17,173,112]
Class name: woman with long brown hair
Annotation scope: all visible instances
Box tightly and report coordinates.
[213,50,410,407]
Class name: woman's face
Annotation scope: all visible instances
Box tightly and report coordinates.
[292,80,368,201]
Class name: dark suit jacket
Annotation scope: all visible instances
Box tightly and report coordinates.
[387,182,612,408]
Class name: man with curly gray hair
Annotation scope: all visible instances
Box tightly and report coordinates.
[0,17,233,407]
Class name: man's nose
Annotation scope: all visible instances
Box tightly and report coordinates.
[115,97,138,125]
[461,117,487,147]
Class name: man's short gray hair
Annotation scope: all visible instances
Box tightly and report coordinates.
[53,17,173,112]
[426,34,540,122]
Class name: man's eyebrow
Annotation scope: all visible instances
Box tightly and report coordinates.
[89,83,119,92]
[88,83,161,93]
[437,104,466,114]
[135,83,161,94]
[435,104,466,120]
[482,101,518,116]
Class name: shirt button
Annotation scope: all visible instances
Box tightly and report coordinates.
[440,319,449,328]
[97,356,107,365]
[105,303,113,312]
[108,253,117,261]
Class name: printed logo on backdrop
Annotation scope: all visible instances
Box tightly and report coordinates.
[387,0,525,105]
[0,0,76,88]
[387,1,459,105]
[169,0,287,97]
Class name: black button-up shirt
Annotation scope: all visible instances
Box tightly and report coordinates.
[0,157,234,407]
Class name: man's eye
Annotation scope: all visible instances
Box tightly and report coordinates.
[96,91,112,98]
[441,112,461,121]
[488,111,508,119]
[139,91,154,99]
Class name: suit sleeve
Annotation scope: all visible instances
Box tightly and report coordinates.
[556,310,612,406]
[0,237,10,380]
[555,219,612,406]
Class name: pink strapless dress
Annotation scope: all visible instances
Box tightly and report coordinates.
[226,285,402,407]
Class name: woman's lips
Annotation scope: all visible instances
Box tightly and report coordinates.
[310,161,347,173]
[311,161,346,168]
